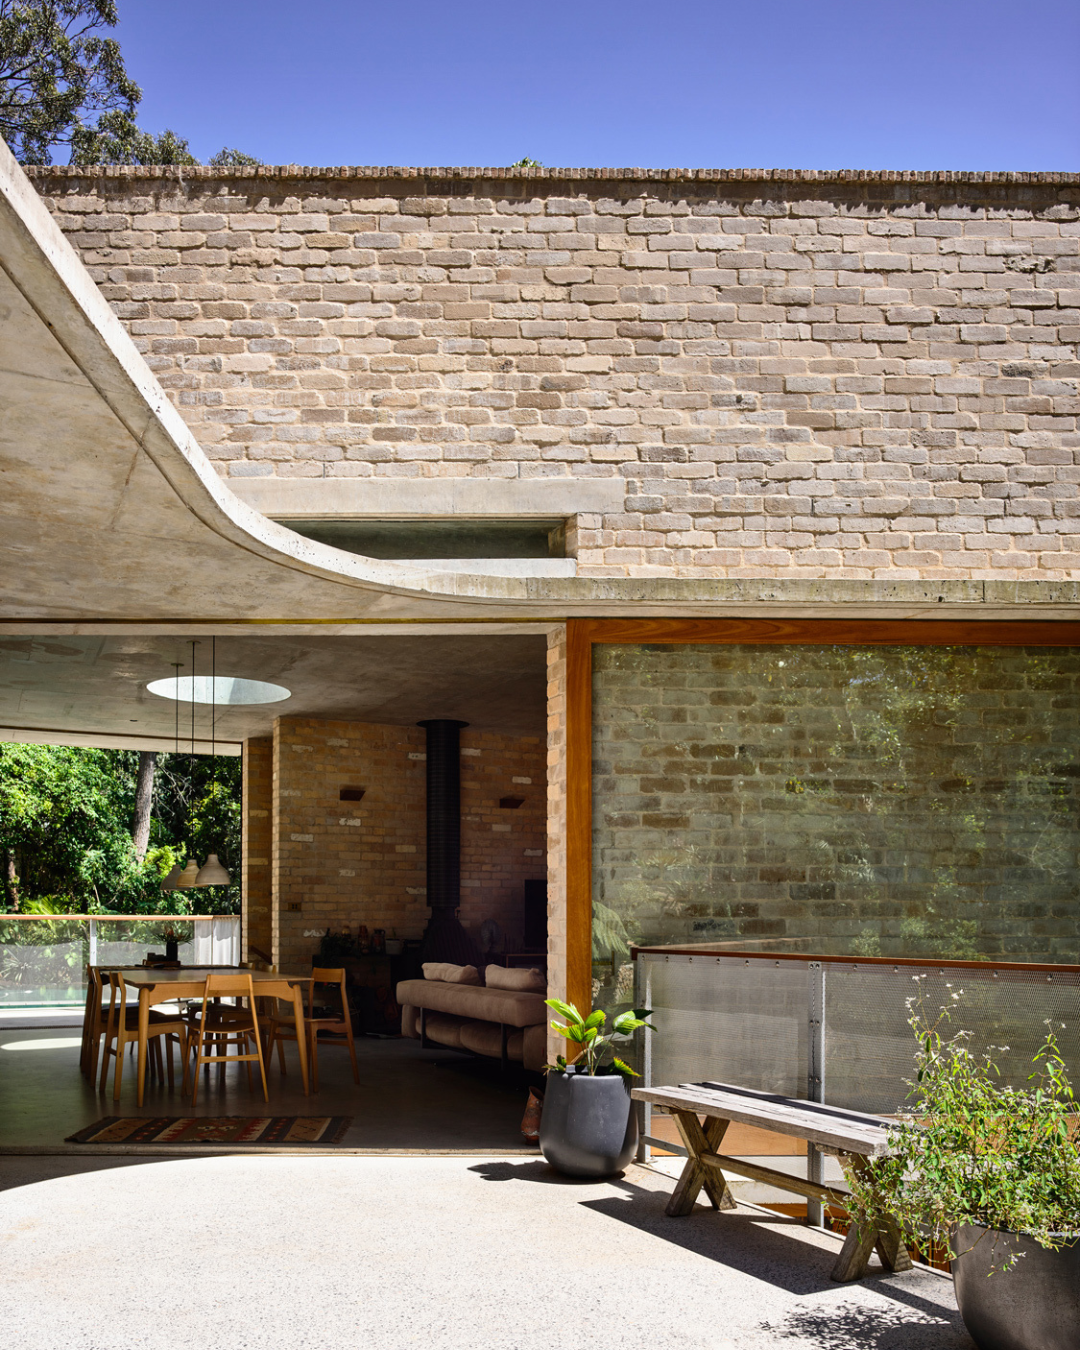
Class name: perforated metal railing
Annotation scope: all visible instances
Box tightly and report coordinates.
[632,947,1080,1216]
[0,915,241,1007]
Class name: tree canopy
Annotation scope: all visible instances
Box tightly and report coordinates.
[0,0,139,163]
[0,743,240,914]
[0,1,260,166]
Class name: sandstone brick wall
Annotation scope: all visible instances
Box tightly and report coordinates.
[269,715,544,968]
[30,166,1080,581]
[240,735,272,959]
[590,641,1080,978]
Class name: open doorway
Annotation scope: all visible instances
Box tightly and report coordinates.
[0,631,551,1151]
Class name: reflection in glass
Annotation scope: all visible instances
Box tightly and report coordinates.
[591,644,1080,1008]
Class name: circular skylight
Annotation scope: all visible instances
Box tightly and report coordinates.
[146,675,291,706]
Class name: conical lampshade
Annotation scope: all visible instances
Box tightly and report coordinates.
[160,862,183,892]
[175,860,202,890]
[195,853,231,886]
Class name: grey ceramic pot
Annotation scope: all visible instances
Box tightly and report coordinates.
[951,1223,1080,1350]
[538,1067,639,1178]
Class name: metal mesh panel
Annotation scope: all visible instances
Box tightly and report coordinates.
[637,951,1080,1125]
[824,962,1080,1114]
[0,920,87,1006]
[640,954,808,1097]
[95,919,197,969]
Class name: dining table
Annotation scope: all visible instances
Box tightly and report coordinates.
[114,968,314,1106]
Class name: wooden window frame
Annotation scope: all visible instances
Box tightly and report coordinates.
[565,617,1080,1014]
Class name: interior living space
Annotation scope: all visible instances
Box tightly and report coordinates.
[1,137,1078,1200]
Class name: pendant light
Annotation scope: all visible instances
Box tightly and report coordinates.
[196,636,231,888]
[175,859,202,889]
[161,662,184,892]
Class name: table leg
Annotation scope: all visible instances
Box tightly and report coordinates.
[291,983,310,1095]
[136,988,150,1108]
[666,1112,737,1216]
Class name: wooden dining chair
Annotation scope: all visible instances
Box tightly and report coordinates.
[81,966,113,1082]
[265,967,358,1092]
[187,973,268,1107]
[98,972,190,1102]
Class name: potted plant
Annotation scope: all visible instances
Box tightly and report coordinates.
[845,984,1080,1350]
[538,998,654,1179]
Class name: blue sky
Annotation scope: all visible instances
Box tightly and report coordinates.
[117,0,1079,170]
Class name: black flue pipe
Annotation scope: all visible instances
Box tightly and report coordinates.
[418,719,468,912]
[417,720,479,965]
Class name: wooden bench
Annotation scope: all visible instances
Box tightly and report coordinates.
[632,1081,913,1282]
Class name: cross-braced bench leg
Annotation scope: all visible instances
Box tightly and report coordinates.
[665,1111,737,1216]
[830,1156,913,1281]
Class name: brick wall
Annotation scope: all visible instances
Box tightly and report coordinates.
[29,166,1080,581]
[269,715,544,968]
[240,736,272,960]
[590,641,1080,980]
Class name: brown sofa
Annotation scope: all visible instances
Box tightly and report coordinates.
[396,966,548,1072]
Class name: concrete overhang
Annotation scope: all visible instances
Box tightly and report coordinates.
[1,138,1078,635]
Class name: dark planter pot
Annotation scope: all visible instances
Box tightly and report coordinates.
[164,939,178,962]
[952,1223,1080,1350]
[538,1067,638,1179]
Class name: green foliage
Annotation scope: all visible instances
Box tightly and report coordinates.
[0,2,259,167]
[0,743,240,914]
[844,983,1080,1269]
[70,111,197,164]
[0,0,140,163]
[511,157,543,168]
[209,146,260,167]
[545,998,654,1077]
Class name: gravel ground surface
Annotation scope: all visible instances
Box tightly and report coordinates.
[0,1154,971,1350]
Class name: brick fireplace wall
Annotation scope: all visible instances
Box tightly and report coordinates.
[268,715,545,968]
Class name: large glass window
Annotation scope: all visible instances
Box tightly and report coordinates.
[591,643,1080,1005]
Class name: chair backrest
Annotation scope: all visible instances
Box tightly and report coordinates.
[311,967,350,1019]
[103,970,127,1028]
[203,973,256,1001]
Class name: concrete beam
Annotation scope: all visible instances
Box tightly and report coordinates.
[231,477,625,520]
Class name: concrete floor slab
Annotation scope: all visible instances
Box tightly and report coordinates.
[0,1027,537,1151]
[0,1153,970,1350]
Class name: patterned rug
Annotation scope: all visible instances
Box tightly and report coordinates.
[65,1116,352,1146]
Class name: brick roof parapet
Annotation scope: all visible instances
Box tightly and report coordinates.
[23,164,1080,185]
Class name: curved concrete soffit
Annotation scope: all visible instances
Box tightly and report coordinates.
[0,138,530,608]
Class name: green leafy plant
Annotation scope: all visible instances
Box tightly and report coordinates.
[511,156,542,168]
[545,998,654,1078]
[844,982,1080,1270]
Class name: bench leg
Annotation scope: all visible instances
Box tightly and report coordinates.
[831,1153,913,1281]
[665,1112,737,1217]
[875,1215,914,1273]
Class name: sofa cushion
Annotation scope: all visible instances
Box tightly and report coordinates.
[395,978,547,1028]
[485,964,546,993]
[422,962,480,984]
[421,1013,463,1049]
[458,1021,525,1062]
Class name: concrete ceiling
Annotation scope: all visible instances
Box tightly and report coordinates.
[0,633,547,750]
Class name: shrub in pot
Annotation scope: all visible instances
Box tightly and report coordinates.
[538,999,654,1179]
[845,984,1080,1350]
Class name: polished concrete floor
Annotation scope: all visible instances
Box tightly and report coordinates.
[0,1025,538,1151]
[0,1153,969,1350]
